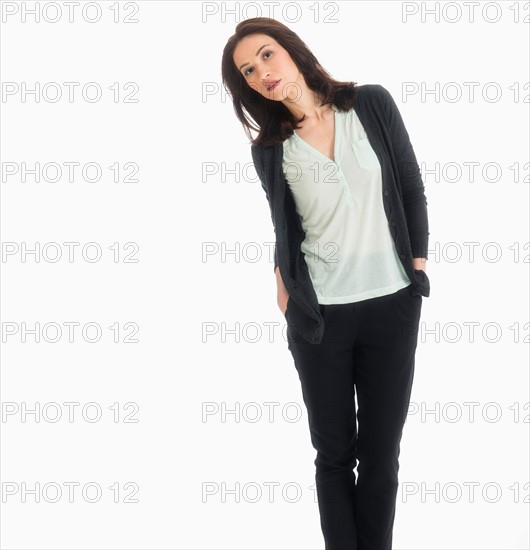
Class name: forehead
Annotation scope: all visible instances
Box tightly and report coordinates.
[233,33,277,66]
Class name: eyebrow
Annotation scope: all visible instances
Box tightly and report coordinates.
[238,44,270,71]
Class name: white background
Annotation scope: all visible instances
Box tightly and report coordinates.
[1,1,529,549]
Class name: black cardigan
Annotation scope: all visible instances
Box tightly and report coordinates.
[251,84,430,345]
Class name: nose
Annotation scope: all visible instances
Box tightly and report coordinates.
[257,67,270,81]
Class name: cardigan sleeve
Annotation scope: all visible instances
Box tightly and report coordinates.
[251,145,279,272]
[376,85,430,260]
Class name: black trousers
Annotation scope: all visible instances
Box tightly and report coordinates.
[287,284,422,550]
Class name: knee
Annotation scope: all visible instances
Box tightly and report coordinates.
[314,442,357,473]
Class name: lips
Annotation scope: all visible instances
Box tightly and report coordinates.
[265,80,281,91]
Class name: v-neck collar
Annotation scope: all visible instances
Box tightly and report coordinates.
[292,104,340,164]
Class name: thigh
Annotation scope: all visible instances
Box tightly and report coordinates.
[287,305,358,449]
[357,284,422,357]
[353,286,421,447]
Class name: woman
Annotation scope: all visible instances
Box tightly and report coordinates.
[222,17,430,550]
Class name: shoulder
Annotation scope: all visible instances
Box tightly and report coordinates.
[251,140,280,161]
[251,142,266,160]
[251,141,280,178]
[355,83,396,107]
[251,142,268,164]
[353,84,403,127]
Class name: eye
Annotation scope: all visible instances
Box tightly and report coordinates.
[243,50,273,77]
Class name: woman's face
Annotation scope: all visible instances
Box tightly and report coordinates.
[233,33,304,102]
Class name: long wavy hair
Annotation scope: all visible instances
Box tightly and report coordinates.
[221,18,358,148]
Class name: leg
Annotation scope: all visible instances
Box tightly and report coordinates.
[353,285,422,549]
[287,304,360,550]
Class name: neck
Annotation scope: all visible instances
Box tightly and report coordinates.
[282,86,330,122]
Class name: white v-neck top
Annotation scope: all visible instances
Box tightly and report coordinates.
[282,104,411,304]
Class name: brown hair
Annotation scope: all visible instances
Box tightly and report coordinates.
[221,17,358,147]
